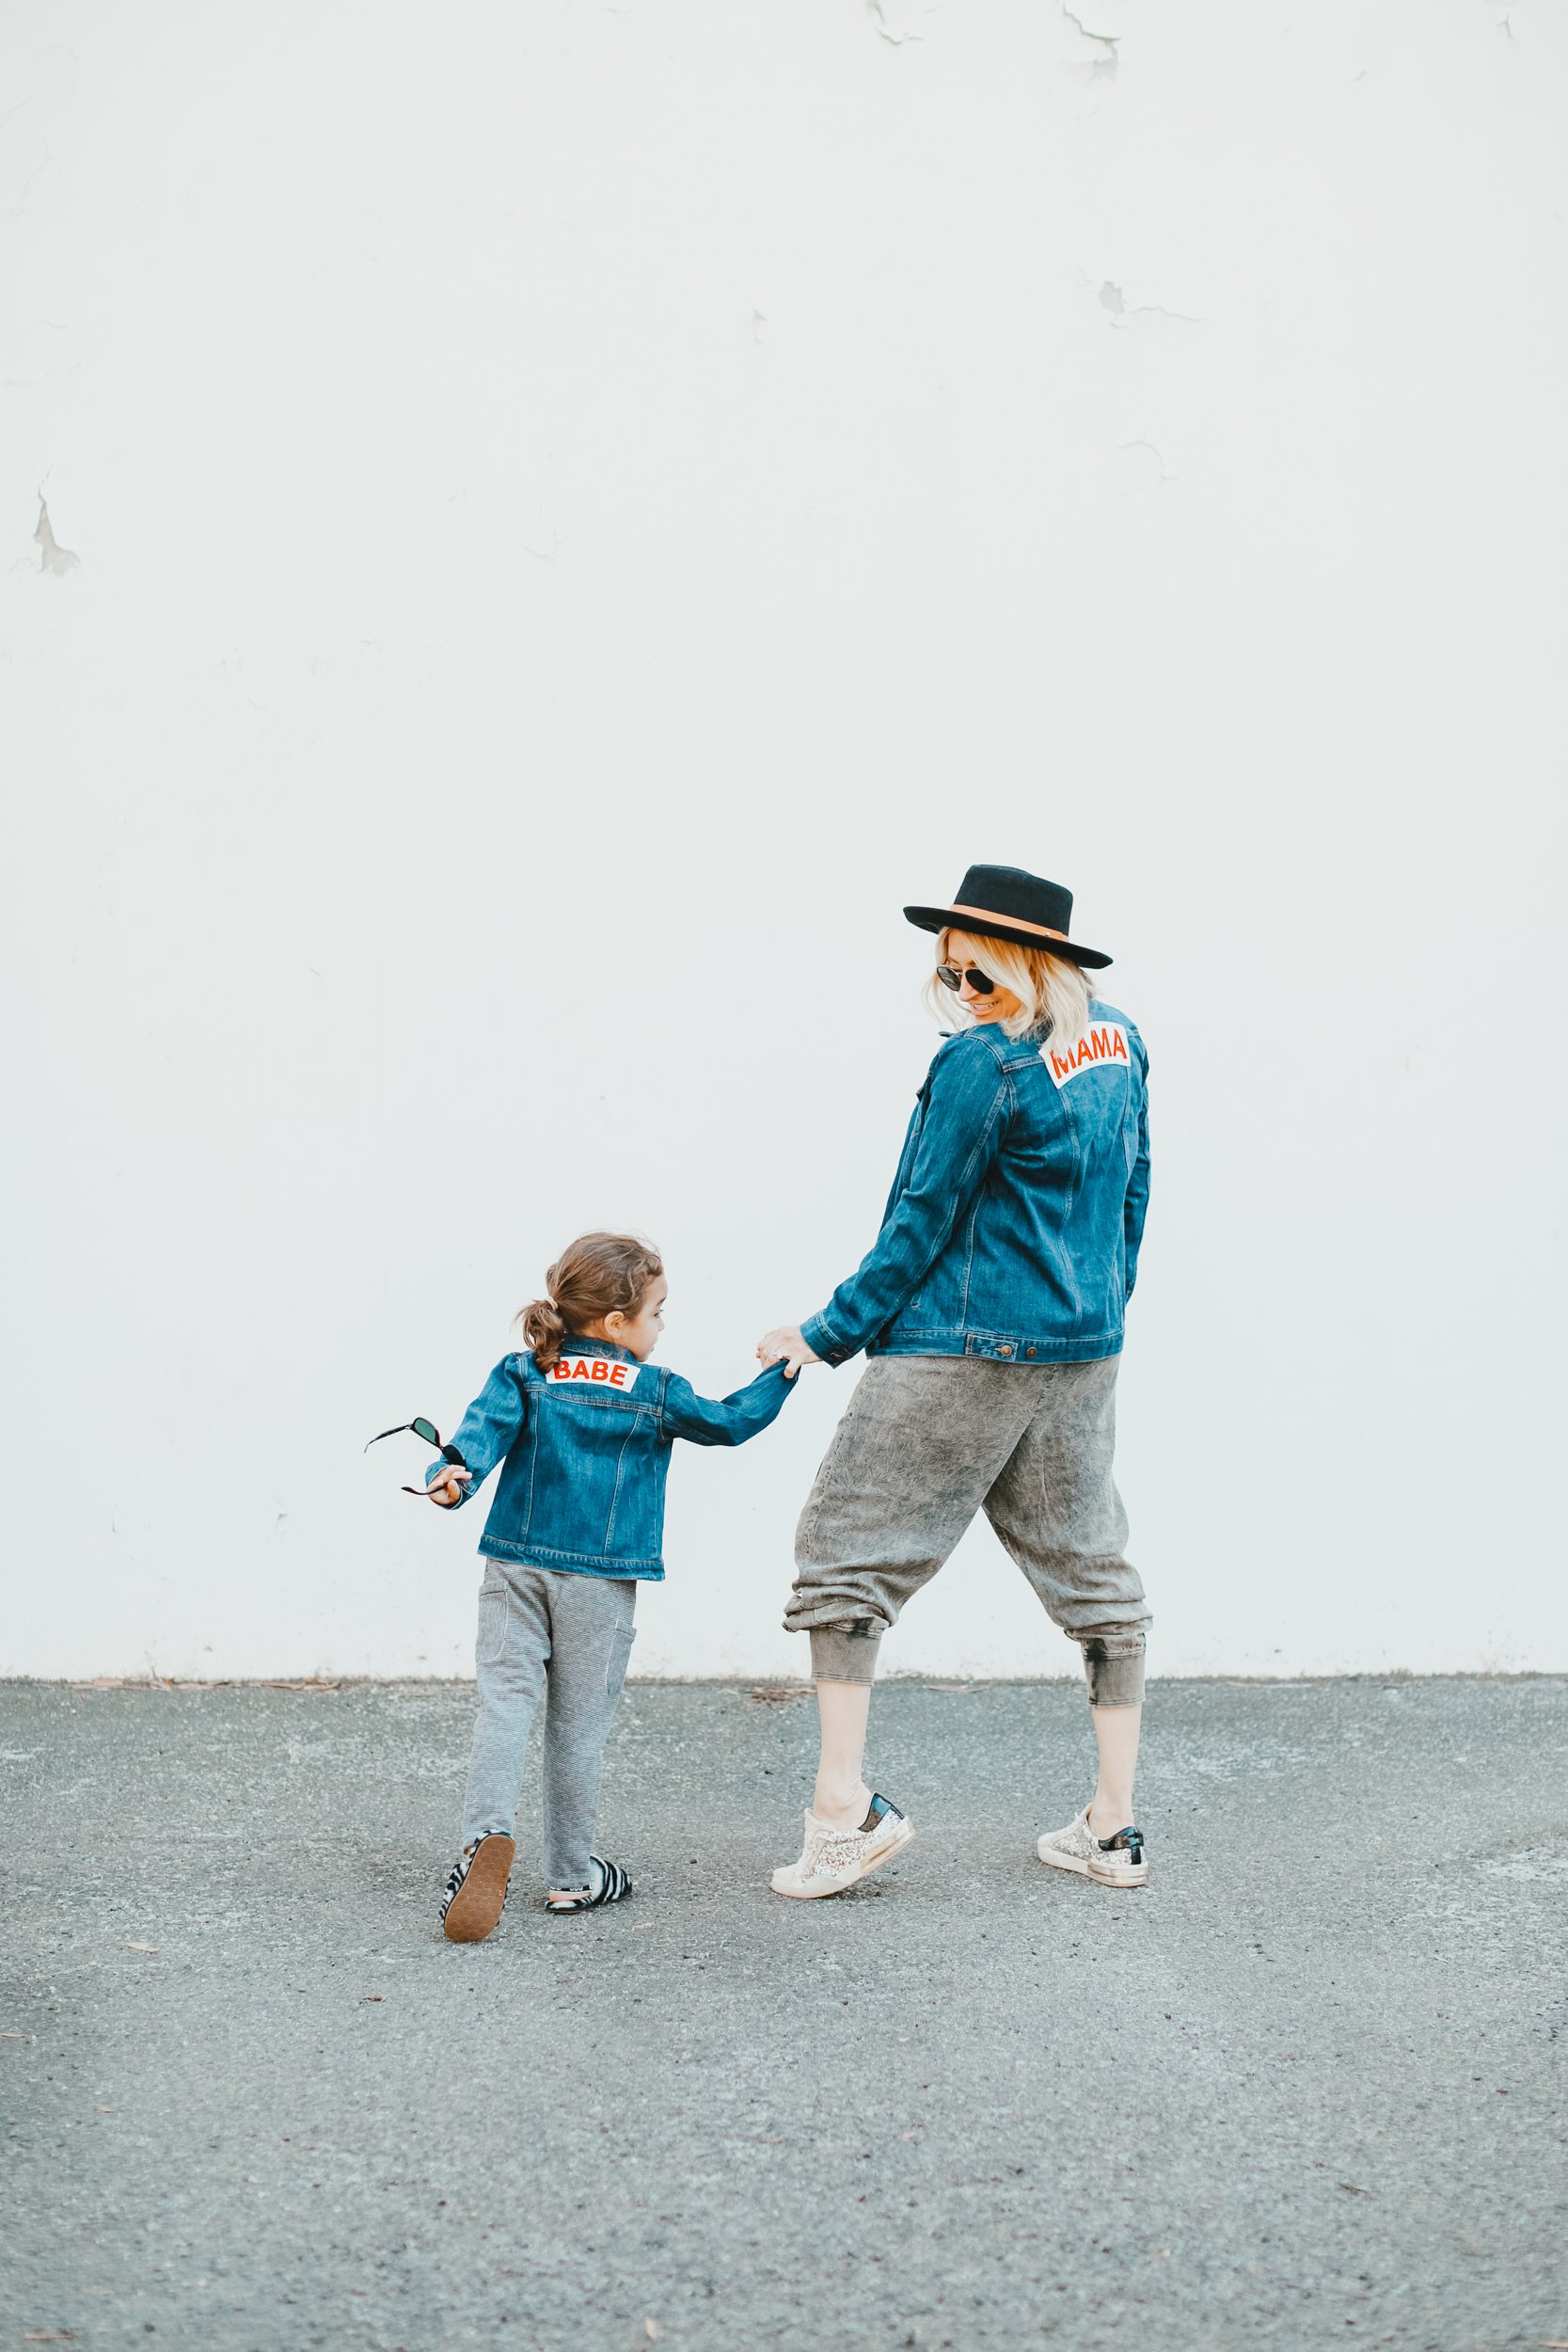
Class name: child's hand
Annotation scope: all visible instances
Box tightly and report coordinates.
[425,1468,471,1507]
[756,1326,820,1380]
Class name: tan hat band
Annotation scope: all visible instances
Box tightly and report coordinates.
[948,903,1069,944]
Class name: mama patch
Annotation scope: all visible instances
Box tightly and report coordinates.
[1042,1023,1130,1089]
[548,1354,641,1392]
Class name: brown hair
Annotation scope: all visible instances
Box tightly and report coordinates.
[518,1231,664,1374]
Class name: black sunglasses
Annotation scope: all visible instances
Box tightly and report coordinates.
[935,962,996,995]
[365,1418,467,1498]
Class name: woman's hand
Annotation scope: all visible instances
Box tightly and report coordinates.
[425,1467,472,1507]
[756,1326,821,1381]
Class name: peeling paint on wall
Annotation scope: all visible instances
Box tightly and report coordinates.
[1089,278,1202,330]
[1118,437,1175,486]
[33,495,77,574]
[866,0,937,47]
[1060,5,1118,86]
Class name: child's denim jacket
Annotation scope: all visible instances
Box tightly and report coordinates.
[429,1338,794,1581]
[802,1000,1150,1370]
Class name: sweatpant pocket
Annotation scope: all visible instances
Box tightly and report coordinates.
[476,1578,511,1669]
[605,1621,637,1697]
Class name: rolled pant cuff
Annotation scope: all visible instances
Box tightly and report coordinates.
[1083,1643,1145,1708]
[807,1621,884,1685]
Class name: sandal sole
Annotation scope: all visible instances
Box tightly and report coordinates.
[442,1835,515,1942]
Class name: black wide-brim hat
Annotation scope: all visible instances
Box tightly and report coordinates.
[904,863,1112,969]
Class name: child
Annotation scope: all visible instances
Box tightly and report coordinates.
[426,1230,795,1943]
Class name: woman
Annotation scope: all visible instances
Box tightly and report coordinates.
[757,863,1152,1900]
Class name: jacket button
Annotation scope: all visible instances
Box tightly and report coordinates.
[1025,1346,1037,1358]
[997,1344,1013,1358]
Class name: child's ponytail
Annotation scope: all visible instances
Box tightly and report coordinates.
[520,1293,569,1374]
[517,1232,664,1375]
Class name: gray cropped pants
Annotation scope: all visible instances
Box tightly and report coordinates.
[784,1354,1148,1707]
[459,1562,638,1890]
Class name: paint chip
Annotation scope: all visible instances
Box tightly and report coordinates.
[1119,437,1175,485]
[1063,7,1118,72]
[1059,5,1119,100]
[1087,278,1201,329]
[867,0,936,43]
[33,496,78,575]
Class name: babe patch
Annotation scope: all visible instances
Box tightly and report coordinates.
[1042,1023,1131,1089]
[548,1354,641,1392]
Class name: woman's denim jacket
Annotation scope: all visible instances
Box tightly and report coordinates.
[802,1000,1150,1370]
[428,1339,794,1581]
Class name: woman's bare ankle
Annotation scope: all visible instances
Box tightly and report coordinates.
[812,1778,873,1831]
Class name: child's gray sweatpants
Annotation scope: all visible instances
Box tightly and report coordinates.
[460,1561,638,1891]
[784,1354,1148,1706]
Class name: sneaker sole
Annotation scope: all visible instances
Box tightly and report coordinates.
[771,1818,916,1901]
[1037,1841,1149,1889]
[442,1834,515,1942]
[1088,1857,1149,1888]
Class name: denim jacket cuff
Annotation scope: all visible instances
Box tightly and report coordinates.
[801,1310,854,1368]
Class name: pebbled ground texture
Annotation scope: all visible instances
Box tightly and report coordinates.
[2,1676,1566,2352]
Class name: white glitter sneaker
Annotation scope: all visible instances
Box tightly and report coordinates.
[1037,1805,1148,1888]
[770,1793,914,1900]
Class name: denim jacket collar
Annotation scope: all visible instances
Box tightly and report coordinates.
[957,1014,1052,1062]
[557,1333,639,1366]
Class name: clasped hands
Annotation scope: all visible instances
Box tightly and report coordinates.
[756,1326,821,1381]
[424,1329,818,1507]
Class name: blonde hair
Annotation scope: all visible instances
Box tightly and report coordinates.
[924,927,1094,1050]
[518,1231,664,1375]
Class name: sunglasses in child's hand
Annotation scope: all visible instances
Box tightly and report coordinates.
[364,1418,470,1500]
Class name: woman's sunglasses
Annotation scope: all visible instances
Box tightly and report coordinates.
[365,1418,465,1498]
[935,962,996,995]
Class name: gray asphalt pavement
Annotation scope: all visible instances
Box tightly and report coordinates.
[3,1676,1566,2352]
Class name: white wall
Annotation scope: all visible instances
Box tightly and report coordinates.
[4,0,1565,1682]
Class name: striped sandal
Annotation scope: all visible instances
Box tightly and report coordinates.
[546,1855,631,1915]
[440,1833,515,1944]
